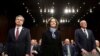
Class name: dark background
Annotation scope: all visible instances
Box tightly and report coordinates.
[0,0,100,43]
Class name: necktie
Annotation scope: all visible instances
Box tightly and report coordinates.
[84,29,88,38]
[16,28,19,40]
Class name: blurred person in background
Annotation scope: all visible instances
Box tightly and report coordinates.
[63,38,75,56]
[30,39,39,56]
[95,40,100,55]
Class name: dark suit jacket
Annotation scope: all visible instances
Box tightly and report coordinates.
[0,43,3,55]
[41,29,63,56]
[6,27,31,56]
[31,45,39,56]
[75,29,96,52]
[63,45,75,56]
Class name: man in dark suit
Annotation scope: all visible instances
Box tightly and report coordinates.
[30,39,39,56]
[63,38,75,56]
[41,17,63,56]
[75,20,97,56]
[6,15,31,56]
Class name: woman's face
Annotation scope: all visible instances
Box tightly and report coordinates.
[50,19,57,28]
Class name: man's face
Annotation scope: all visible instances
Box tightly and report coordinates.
[31,40,36,45]
[15,17,24,26]
[65,39,70,45]
[71,40,74,44]
[50,19,57,28]
[80,20,87,28]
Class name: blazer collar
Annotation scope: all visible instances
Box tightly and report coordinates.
[80,28,90,39]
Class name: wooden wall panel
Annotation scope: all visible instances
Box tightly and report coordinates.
[0,16,8,43]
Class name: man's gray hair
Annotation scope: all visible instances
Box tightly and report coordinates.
[15,15,24,20]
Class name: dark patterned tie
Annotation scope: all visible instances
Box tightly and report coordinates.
[84,29,87,38]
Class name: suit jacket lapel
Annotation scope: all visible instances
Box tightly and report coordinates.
[80,29,88,39]
[48,30,53,39]
[80,29,90,39]
[80,29,85,35]
[49,29,58,39]
[12,28,16,41]
[54,31,58,39]
[17,27,24,40]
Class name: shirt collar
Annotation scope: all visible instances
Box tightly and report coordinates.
[81,28,87,32]
[15,26,23,29]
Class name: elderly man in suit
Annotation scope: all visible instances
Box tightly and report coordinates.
[75,20,97,56]
[5,15,31,56]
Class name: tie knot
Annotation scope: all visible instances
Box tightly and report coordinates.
[17,28,19,29]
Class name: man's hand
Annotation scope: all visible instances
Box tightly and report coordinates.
[32,50,38,54]
[92,49,97,55]
[81,49,88,54]
[25,54,29,56]
[4,54,8,56]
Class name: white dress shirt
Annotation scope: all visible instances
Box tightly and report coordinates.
[31,45,38,54]
[30,45,33,54]
[67,45,71,56]
[15,26,23,37]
